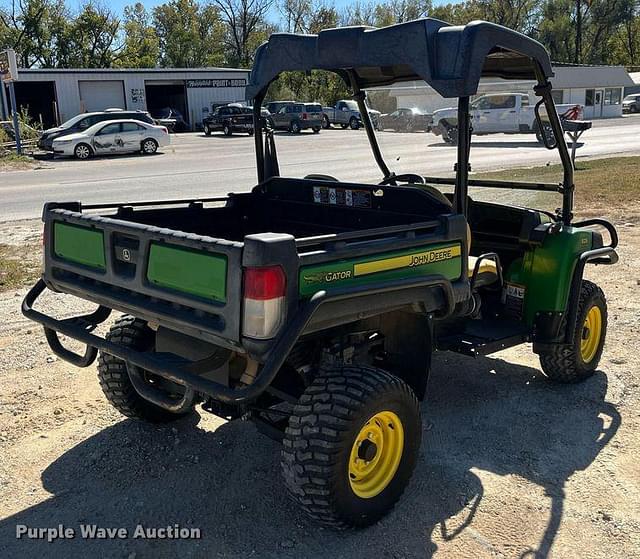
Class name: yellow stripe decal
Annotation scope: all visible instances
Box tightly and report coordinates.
[354,245,461,277]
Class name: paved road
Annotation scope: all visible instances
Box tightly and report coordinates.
[2,115,639,221]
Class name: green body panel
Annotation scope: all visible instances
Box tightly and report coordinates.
[53,221,106,270]
[505,226,593,325]
[299,242,462,298]
[147,243,227,302]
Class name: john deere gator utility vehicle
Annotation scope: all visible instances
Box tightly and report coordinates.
[23,19,618,528]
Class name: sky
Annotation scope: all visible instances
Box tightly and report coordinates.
[64,0,459,23]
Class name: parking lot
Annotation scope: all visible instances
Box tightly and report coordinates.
[1,115,640,221]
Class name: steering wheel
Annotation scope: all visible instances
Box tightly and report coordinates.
[378,173,425,186]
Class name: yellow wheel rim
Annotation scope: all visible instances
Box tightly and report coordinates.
[348,411,404,499]
[580,305,603,363]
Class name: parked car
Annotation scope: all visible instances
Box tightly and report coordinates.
[52,119,170,159]
[203,104,262,136]
[268,102,322,133]
[622,94,640,114]
[38,109,154,151]
[431,93,582,144]
[151,107,190,132]
[322,99,381,129]
[378,107,433,132]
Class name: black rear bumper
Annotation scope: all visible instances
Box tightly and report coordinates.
[23,275,456,405]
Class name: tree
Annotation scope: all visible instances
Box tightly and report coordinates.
[66,2,121,68]
[119,3,159,68]
[0,0,73,68]
[153,0,225,67]
[374,0,432,27]
[213,0,274,67]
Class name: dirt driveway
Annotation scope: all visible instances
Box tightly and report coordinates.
[0,217,639,558]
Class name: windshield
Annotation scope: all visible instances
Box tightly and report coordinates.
[264,72,565,214]
[342,100,358,110]
[623,95,639,101]
[59,113,89,129]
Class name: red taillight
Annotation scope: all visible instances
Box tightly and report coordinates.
[244,266,286,300]
[242,266,286,339]
[161,126,168,134]
[302,112,308,120]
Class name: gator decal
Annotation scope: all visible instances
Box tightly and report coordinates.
[299,243,462,297]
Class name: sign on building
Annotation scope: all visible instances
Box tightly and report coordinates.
[0,49,18,82]
[186,78,247,88]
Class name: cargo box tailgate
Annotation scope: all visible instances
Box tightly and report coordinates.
[43,208,244,350]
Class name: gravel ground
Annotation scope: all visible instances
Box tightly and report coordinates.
[0,216,638,559]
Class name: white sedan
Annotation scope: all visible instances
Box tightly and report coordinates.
[52,119,170,159]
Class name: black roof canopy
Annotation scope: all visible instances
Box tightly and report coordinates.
[247,18,553,99]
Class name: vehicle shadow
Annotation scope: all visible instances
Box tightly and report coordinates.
[0,354,619,558]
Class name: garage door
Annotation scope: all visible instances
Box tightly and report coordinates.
[79,80,125,112]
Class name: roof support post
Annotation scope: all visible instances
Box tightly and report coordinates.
[347,72,392,180]
[534,67,574,225]
[455,96,471,217]
[253,90,266,183]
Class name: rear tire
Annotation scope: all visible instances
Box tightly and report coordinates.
[312,126,321,134]
[539,280,607,383]
[282,365,421,529]
[340,123,349,129]
[322,115,331,129]
[442,124,458,145]
[97,316,195,423]
[223,123,232,136]
[203,124,211,136]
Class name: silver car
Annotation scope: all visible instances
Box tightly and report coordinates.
[52,119,170,159]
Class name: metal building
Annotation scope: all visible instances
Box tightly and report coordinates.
[2,67,250,130]
[377,64,635,119]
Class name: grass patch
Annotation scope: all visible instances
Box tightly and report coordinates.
[475,156,640,212]
[0,243,41,291]
[0,152,36,171]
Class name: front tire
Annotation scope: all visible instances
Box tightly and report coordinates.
[349,117,360,130]
[223,123,232,136]
[74,143,92,159]
[282,365,421,529]
[141,138,158,154]
[97,316,195,423]
[203,124,211,136]
[290,120,301,134]
[312,126,321,134]
[539,280,607,383]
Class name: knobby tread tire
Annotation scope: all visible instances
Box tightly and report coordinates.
[539,280,607,383]
[281,365,421,529]
[97,315,194,423]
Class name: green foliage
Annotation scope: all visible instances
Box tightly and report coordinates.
[118,3,159,68]
[153,0,225,67]
[1,0,639,73]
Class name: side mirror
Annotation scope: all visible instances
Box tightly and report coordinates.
[534,99,557,150]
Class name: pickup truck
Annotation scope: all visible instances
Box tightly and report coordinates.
[202,104,254,136]
[432,93,582,144]
[23,19,618,530]
[322,99,381,130]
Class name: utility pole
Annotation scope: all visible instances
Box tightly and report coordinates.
[0,49,21,154]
